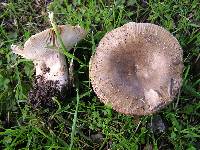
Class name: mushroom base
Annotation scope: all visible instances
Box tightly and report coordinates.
[28,75,68,111]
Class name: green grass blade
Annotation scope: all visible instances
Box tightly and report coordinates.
[69,88,80,150]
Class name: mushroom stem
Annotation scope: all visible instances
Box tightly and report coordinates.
[34,53,69,90]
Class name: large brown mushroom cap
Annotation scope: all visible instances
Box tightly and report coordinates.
[89,22,183,115]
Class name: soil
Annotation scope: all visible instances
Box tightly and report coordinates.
[28,75,64,111]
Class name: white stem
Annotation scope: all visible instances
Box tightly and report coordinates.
[34,52,68,90]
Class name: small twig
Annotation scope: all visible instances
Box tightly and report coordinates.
[175,88,181,109]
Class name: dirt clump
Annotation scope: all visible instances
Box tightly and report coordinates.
[28,75,63,111]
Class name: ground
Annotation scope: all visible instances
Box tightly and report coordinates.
[0,0,200,149]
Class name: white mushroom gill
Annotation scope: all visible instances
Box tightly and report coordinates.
[11,25,86,91]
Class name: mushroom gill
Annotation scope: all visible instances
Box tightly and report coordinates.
[89,22,183,115]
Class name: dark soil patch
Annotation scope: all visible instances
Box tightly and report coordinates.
[28,75,61,111]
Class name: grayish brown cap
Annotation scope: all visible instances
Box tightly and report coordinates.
[89,22,183,115]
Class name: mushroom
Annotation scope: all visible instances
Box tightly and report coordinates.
[11,25,86,108]
[89,22,183,115]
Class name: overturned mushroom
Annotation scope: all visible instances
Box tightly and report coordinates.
[11,25,86,108]
[89,22,183,115]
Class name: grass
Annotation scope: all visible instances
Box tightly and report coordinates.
[0,0,200,149]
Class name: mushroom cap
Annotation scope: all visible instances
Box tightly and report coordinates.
[11,25,86,61]
[89,22,183,115]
